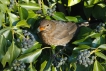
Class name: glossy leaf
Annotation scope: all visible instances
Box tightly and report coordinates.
[52,12,67,21]
[3,30,12,40]
[93,60,104,71]
[0,0,9,5]
[27,63,37,71]
[65,16,78,22]
[0,4,7,12]
[84,0,103,7]
[0,27,11,35]
[43,57,52,71]
[52,66,57,71]
[95,52,106,60]
[20,3,40,10]
[40,60,47,71]
[0,35,7,61]
[22,42,42,54]
[98,44,106,50]
[1,41,21,67]
[18,49,42,63]
[8,12,19,25]
[0,12,4,27]
[19,7,28,20]
[68,0,81,6]
[92,36,105,48]
[16,20,30,28]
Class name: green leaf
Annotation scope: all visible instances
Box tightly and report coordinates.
[20,3,40,10]
[73,45,91,51]
[0,27,11,35]
[0,0,9,5]
[65,16,78,22]
[44,57,52,71]
[42,1,48,15]
[3,30,12,40]
[52,12,67,21]
[0,35,7,61]
[27,63,37,71]
[19,7,28,20]
[92,36,105,48]
[16,20,30,28]
[93,60,104,71]
[0,4,7,12]
[8,12,19,25]
[22,42,42,54]
[40,60,47,71]
[68,0,81,6]
[92,4,106,21]
[0,12,4,27]
[98,44,106,50]
[1,41,21,67]
[95,52,106,60]
[83,7,93,19]
[18,49,42,63]
[52,66,57,71]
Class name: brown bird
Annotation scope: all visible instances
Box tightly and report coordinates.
[38,19,78,46]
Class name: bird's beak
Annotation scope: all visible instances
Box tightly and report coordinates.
[37,26,45,32]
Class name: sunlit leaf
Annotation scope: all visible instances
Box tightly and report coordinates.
[22,42,42,54]
[0,27,11,35]
[98,44,106,50]
[68,0,81,6]
[52,12,67,21]
[20,3,40,10]
[19,7,28,20]
[18,49,42,63]
[93,60,104,71]
[95,52,106,60]
[27,63,37,71]
[40,60,47,71]
[65,16,78,22]
[1,41,21,67]
[16,20,30,28]
[8,12,19,25]
[92,36,105,48]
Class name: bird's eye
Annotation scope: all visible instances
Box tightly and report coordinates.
[47,24,49,26]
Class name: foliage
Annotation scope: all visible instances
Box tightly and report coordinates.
[0,0,106,71]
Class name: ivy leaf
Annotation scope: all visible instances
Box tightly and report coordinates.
[93,60,104,71]
[1,41,21,67]
[22,42,42,54]
[92,36,105,48]
[95,52,106,60]
[27,63,37,71]
[98,44,106,50]
[20,3,40,10]
[16,20,30,28]
[19,7,28,20]
[18,49,42,63]
[0,35,7,61]
[40,60,47,71]
[52,12,67,21]
[65,16,78,22]
[0,27,11,35]
[68,0,81,6]
[8,12,19,25]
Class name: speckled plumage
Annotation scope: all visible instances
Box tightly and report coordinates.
[38,19,78,46]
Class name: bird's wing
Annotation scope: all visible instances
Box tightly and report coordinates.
[50,22,77,39]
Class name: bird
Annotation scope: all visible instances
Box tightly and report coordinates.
[37,19,78,46]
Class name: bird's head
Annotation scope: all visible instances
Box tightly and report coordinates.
[38,20,55,33]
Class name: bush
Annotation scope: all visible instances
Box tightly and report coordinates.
[0,0,106,71]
